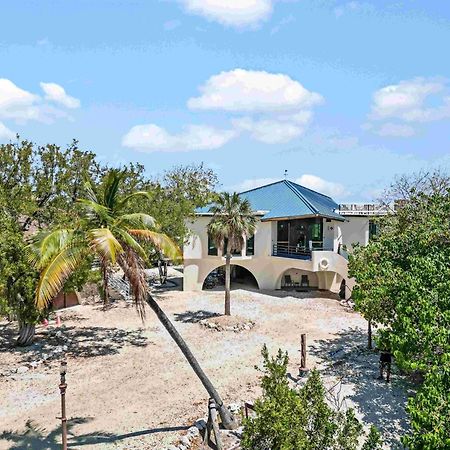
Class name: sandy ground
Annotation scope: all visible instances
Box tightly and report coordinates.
[0,277,410,449]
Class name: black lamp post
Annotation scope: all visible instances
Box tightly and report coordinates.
[59,360,68,450]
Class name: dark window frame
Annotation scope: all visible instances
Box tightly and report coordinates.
[207,234,218,256]
[246,235,255,256]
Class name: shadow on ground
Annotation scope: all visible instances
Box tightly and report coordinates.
[0,418,189,449]
[310,327,413,449]
[174,310,221,323]
[0,322,149,364]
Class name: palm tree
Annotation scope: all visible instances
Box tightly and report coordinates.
[29,171,237,430]
[208,192,256,316]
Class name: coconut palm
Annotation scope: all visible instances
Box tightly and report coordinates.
[208,192,256,316]
[29,170,237,429]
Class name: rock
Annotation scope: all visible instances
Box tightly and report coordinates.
[228,402,241,414]
[187,426,199,437]
[180,435,191,446]
[16,366,29,374]
[28,361,39,369]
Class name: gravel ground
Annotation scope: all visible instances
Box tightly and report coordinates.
[0,281,410,449]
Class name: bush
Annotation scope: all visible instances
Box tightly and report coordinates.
[242,346,382,450]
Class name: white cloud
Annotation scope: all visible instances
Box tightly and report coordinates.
[180,0,273,28]
[0,78,38,121]
[370,77,450,122]
[40,82,80,109]
[296,174,348,198]
[366,77,450,138]
[229,177,279,192]
[188,69,323,112]
[124,70,322,152]
[0,122,15,141]
[122,123,236,152]
[233,116,307,144]
[0,78,77,124]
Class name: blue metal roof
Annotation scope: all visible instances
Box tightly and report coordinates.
[197,180,345,221]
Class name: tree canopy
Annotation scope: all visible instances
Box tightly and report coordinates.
[349,172,450,449]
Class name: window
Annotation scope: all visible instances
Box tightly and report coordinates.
[246,235,255,256]
[277,221,289,242]
[207,234,218,256]
[311,222,322,240]
[369,221,378,240]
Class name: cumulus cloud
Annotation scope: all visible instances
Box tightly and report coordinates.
[180,0,273,28]
[296,174,348,198]
[124,70,322,151]
[233,115,309,144]
[0,122,15,141]
[122,123,236,152]
[40,82,80,109]
[366,77,450,137]
[0,78,78,124]
[188,69,323,112]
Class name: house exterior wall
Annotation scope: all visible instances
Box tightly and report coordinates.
[339,217,370,250]
[183,216,352,296]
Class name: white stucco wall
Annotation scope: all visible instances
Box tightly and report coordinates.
[338,217,370,250]
[183,217,351,296]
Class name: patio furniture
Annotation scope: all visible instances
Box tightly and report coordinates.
[284,275,293,288]
[300,275,309,287]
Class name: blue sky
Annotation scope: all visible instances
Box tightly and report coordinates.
[1,0,450,201]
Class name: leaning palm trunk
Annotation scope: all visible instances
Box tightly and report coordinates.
[224,251,231,316]
[146,293,238,430]
[17,322,35,346]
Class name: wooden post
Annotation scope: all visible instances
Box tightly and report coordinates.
[301,334,307,369]
[204,398,223,450]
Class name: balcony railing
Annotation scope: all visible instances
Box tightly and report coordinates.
[272,243,336,260]
[272,244,312,260]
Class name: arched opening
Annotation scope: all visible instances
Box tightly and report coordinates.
[278,268,318,291]
[202,265,259,290]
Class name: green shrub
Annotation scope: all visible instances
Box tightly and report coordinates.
[242,346,382,450]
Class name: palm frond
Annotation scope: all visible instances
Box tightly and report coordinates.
[35,245,86,310]
[114,213,156,229]
[116,191,152,211]
[118,248,148,319]
[103,170,124,210]
[114,228,148,260]
[87,228,124,264]
[128,229,181,262]
[83,181,98,203]
[27,228,76,268]
[77,198,112,223]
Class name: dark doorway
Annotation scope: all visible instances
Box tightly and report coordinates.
[202,265,259,290]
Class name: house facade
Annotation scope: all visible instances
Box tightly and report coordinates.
[183,180,386,298]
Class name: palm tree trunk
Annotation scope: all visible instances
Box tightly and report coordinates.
[146,293,238,430]
[102,262,109,306]
[17,322,35,346]
[225,250,231,316]
[368,319,373,349]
